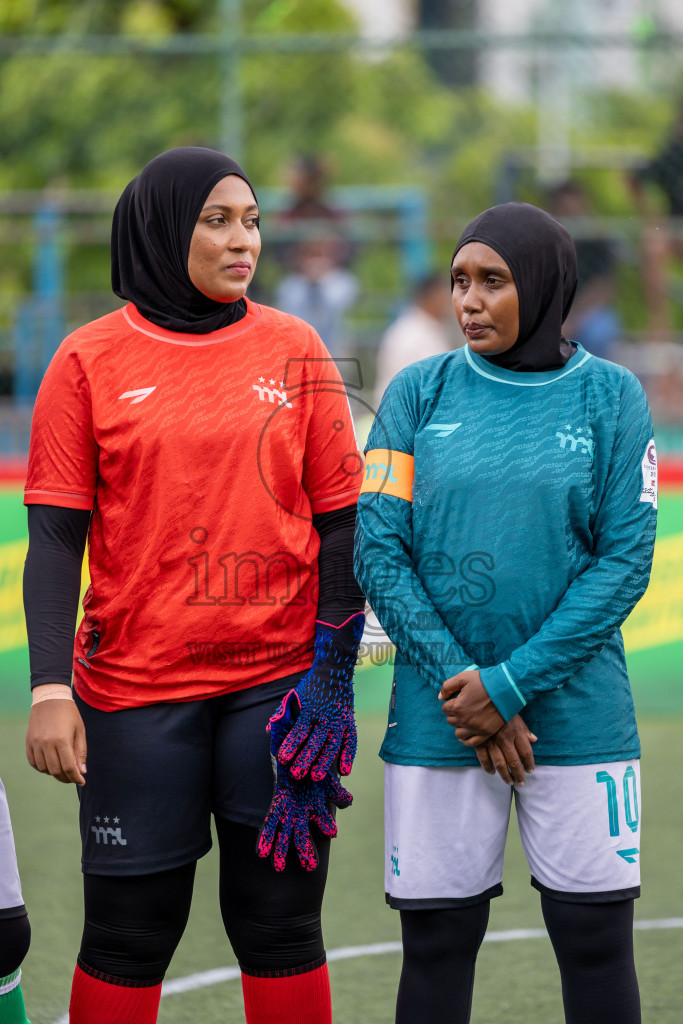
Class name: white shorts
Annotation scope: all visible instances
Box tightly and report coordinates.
[0,779,24,914]
[384,760,641,907]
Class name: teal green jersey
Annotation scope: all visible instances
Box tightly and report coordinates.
[354,344,657,766]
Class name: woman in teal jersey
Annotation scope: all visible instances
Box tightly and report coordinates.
[355,203,656,1024]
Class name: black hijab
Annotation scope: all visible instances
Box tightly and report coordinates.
[112,147,257,334]
[451,202,578,372]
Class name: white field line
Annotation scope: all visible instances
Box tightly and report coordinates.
[50,917,683,1023]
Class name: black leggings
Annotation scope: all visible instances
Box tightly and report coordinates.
[0,913,31,978]
[541,893,641,1024]
[79,818,330,981]
[396,903,489,1024]
[397,896,640,1024]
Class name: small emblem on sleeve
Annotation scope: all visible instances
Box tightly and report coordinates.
[360,449,414,502]
[118,387,156,404]
[640,439,657,509]
[425,423,462,438]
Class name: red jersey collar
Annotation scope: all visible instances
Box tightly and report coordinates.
[123,298,262,345]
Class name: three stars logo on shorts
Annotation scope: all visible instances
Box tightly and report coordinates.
[91,815,127,846]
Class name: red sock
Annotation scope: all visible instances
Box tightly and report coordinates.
[241,960,332,1024]
[69,963,162,1024]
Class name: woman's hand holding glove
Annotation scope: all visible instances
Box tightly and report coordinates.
[258,676,353,871]
[258,611,364,871]
[272,611,365,781]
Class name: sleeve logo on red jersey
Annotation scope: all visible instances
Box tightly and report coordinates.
[118,387,157,404]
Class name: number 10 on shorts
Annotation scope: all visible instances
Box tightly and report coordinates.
[596,766,639,838]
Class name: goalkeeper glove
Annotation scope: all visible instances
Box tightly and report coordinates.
[258,684,352,871]
[272,611,364,781]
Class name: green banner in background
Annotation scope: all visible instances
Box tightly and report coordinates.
[1,487,682,715]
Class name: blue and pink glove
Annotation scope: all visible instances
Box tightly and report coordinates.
[271,612,365,781]
[258,681,353,871]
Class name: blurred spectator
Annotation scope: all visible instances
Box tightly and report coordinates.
[0,362,13,397]
[274,155,358,358]
[277,154,352,267]
[631,110,683,220]
[628,109,683,336]
[274,235,359,359]
[281,155,344,224]
[373,272,455,409]
[548,181,621,360]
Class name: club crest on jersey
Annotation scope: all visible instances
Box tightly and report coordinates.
[252,376,292,408]
[555,423,594,457]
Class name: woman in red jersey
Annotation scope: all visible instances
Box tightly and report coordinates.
[23,147,365,1024]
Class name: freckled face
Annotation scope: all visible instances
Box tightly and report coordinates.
[187,175,261,303]
[451,241,519,356]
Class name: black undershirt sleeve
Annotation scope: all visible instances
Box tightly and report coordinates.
[23,502,363,689]
[311,504,365,627]
[23,504,90,689]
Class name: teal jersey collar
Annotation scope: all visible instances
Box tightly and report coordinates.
[465,342,592,386]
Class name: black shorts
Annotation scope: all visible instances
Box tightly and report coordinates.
[75,673,302,876]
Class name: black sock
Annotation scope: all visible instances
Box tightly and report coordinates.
[0,914,30,978]
[396,902,490,1024]
[541,894,641,1024]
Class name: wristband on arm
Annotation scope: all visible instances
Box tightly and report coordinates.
[31,684,75,706]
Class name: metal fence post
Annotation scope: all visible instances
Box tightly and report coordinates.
[398,191,431,282]
[14,201,65,403]
[219,0,243,162]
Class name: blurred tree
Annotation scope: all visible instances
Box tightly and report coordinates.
[0,0,680,337]
[0,0,357,188]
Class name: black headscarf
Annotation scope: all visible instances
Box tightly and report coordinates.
[112,147,257,334]
[451,202,578,372]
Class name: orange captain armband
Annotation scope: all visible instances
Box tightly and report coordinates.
[360,449,414,502]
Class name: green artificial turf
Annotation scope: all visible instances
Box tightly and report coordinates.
[0,714,681,1024]
[1,484,681,1022]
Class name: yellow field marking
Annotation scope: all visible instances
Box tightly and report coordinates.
[0,539,89,655]
[622,532,683,653]
[0,540,28,652]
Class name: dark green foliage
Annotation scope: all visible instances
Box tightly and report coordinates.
[1,4,682,331]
